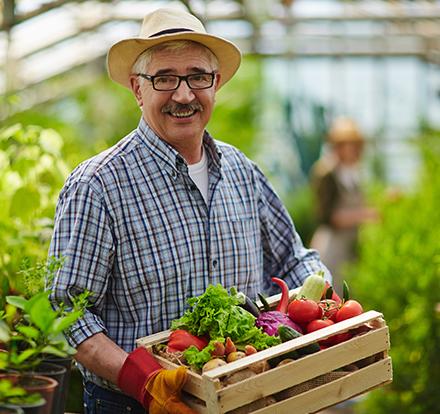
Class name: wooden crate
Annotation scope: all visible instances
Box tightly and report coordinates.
[137,309,392,414]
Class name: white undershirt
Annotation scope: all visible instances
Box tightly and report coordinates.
[188,147,209,204]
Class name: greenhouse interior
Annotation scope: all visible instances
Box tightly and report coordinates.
[1,1,439,414]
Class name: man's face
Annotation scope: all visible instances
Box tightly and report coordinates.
[334,141,364,165]
[130,44,220,148]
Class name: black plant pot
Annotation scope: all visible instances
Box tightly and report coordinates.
[32,362,67,414]
[41,357,73,414]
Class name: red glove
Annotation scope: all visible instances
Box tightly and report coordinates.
[117,347,197,414]
[117,347,162,407]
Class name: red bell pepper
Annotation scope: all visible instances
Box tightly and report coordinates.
[167,329,208,353]
[272,277,290,313]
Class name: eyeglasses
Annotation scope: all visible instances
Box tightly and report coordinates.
[136,72,216,91]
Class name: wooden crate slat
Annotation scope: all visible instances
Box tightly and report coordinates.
[216,326,389,413]
[136,329,170,347]
[249,357,393,414]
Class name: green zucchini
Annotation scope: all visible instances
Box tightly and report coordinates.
[278,325,320,356]
[296,271,326,302]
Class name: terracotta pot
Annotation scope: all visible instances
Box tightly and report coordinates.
[0,374,58,414]
[20,375,58,414]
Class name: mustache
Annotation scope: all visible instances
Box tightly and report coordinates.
[161,101,204,114]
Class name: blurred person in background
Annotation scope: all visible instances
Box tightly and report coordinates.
[310,117,378,292]
[48,7,331,414]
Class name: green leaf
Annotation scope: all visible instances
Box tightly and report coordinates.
[10,186,41,221]
[51,311,82,335]
[6,295,28,310]
[26,292,56,333]
[342,280,350,302]
[16,348,39,364]
[41,344,71,358]
[16,325,40,340]
[0,320,10,343]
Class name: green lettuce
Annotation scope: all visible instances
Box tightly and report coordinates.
[171,284,280,369]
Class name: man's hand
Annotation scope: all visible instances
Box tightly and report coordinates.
[117,347,196,414]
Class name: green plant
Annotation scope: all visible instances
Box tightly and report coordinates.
[349,128,440,414]
[0,124,70,293]
[208,55,262,158]
[0,290,89,372]
[0,259,90,372]
[0,378,43,407]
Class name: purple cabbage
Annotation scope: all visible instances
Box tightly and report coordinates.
[255,311,303,336]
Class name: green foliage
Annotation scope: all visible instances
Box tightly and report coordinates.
[283,184,318,245]
[0,258,91,372]
[349,129,440,414]
[0,378,43,406]
[0,124,70,292]
[208,56,263,158]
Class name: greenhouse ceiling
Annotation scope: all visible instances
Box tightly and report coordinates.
[1,0,440,117]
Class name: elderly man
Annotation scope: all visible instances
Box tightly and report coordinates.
[49,8,330,414]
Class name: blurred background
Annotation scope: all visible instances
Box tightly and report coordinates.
[1,1,439,413]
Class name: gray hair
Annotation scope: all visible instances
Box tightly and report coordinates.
[132,40,219,85]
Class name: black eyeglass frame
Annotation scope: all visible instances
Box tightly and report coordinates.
[136,72,216,91]
[136,72,217,92]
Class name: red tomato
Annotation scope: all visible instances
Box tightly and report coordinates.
[288,299,323,325]
[306,318,334,333]
[306,318,335,346]
[335,300,363,322]
[318,299,340,321]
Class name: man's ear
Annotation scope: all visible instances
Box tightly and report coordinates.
[129,75,143,107]
[214,73,222,92]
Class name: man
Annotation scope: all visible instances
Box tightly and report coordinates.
[310,117,378,290]
[49,8,330,414]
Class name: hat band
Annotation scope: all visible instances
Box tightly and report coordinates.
[149,28,194,38]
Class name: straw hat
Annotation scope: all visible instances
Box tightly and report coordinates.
[327,117,364,144]
[107,8,242,89]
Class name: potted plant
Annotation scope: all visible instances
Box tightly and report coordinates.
[0,258,90,414]
[0,376,44,413]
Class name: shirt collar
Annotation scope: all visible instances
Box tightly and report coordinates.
[136,117,222,174]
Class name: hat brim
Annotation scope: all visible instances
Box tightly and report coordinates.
[107,32,241,89]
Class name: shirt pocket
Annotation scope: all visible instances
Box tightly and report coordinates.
[219,213,261,293]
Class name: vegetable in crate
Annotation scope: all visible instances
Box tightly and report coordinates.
[167,329,208,352]
[170,284,280,369]
[288,298,323,326]
[278,325,320,356]
[255,278,304,335]
[296,271,326,301]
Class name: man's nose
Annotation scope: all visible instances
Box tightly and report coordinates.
[171,80,195,102]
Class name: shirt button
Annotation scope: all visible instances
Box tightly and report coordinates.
[212,259,218,268]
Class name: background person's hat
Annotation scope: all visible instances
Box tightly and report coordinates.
[107,8,242,89]
[327,117,364,144]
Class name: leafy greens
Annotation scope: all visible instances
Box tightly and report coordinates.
[171,284,280,369]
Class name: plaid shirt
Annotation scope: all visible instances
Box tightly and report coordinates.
[49,118,329,387]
